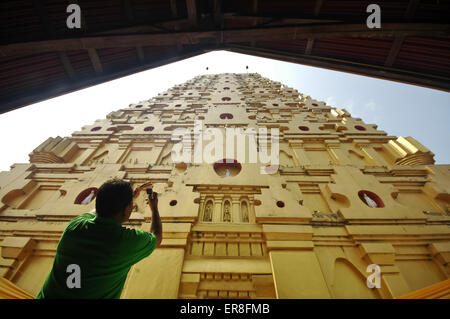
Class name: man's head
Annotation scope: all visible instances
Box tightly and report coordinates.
[95,178,133,223]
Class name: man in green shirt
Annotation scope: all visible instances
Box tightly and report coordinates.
[36,178,162,298]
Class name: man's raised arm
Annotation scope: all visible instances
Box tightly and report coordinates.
[147,189,162,247]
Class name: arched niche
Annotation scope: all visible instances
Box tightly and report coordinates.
[202,199,214,222]
[74,187,98,205]
[222,199,232,222]
[213,159,242,177]
[219,113,233,119]
[240,198,251,223]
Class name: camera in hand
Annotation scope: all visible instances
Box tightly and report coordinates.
[146,187,153,195]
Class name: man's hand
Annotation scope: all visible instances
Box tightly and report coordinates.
[134,183,162,247]
[146,190,162,248]
[133,182,152,199]
[148,191,158,212]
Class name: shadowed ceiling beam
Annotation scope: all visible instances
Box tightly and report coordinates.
[226,44,450,92]
[67,0,103,75]
[0,48,209,115]
[122,0,145,63]
[170,0,178,18]
[186,0,197,26]
[59,51,76,79]
[213,0,223,28]
[2,23,447,55]
[384,0,420,67]
[87,48,103,74]
[33,0,77,80]
[305,0,324,54]
[250,0,258,46]
[384,36,405,67]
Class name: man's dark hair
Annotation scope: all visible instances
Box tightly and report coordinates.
[95,179,133,218]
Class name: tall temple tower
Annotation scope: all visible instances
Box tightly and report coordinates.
[0,73,449,299]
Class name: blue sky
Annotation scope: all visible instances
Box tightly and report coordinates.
[0,50,448,171]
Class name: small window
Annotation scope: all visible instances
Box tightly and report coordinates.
[355,125,366,131]
[298,126,309,131]
[222,97,231,101]
[144,126,154,132]
[213,159,242,177]
[358,190,384,208]
[220,113,233,119]
[276,201,285,208]
[91,127,101,132]
[170,200,178,206]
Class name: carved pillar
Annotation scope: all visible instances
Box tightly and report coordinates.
[197,194,205,221]
[231,195,241,223]
[248,195,256,223]
[212,194,224,222]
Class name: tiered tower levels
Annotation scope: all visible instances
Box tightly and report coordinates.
[0,73,449,298]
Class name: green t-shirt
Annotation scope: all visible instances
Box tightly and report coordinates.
[36,212,157,299]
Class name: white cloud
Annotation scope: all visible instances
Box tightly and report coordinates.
[343,98,355,115]
[365,101,377,111]
[326,96,336,107]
